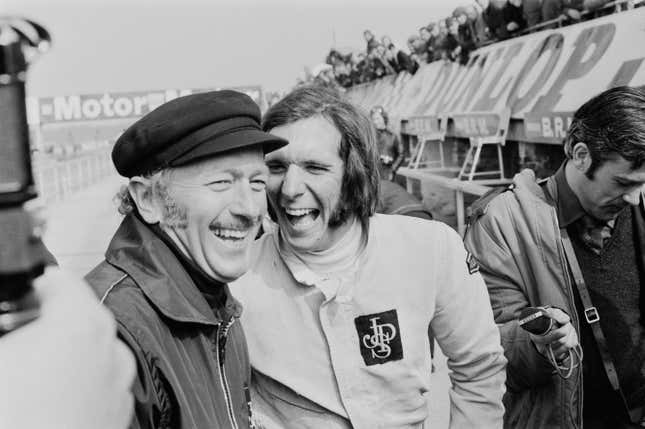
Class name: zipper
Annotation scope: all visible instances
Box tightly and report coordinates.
[216,318,239,429]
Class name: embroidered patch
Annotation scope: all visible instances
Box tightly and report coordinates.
[466,251,480,275]
[354,309,403,366]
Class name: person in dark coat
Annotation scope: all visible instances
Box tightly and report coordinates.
[504,0,528,35]
[85,90,287,429]
[453,7,477,64]
[480,0,511,40]
[370,105,405,181]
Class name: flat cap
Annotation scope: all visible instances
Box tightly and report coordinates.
[112,90,288,177]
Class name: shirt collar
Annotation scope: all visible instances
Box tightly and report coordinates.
[105,214,242,326]
[552,161,587,228]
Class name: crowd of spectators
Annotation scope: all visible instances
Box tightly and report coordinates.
[314,0,640,89]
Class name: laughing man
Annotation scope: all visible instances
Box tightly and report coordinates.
[85,91,287,429]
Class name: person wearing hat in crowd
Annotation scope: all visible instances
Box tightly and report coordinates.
[85,90,287,429]
[231,85,506,429]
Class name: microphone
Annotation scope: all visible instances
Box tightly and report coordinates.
[518,306,554,336]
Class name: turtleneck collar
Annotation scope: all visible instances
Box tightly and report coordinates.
[276,217,366,300]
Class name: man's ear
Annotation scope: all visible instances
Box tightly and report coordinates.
[570,142,592,175]
[128,177,162,224]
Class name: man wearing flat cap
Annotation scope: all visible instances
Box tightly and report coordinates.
[85,90,287,429]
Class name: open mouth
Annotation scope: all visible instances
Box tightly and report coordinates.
[283,207,320,228]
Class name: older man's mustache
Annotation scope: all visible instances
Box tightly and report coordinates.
[208,215,262,232]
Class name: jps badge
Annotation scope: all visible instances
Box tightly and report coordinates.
[354,309,403,366]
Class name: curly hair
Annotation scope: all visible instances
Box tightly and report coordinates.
[114,169,188,228]
[262,84,380,230]
[564,86,645,179]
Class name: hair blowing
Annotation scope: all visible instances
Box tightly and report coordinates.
[564,86,645,179]
[262,84,380,230]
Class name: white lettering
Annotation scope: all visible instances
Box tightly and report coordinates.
[542,117,554,138]
[362,317,397,359]
[54,96,81,121]
[99,93,115,117]
[133,96,147,115]
[81,99,101,119]
[113,97,133,117]
[554,116,566,138]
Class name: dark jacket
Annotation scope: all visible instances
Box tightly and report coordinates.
[377,180,433,220]
[396,50,419,74]
[375,128,404,179]
[483,5,510,40]
[86,214,252,429]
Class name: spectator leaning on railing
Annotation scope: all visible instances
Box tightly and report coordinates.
[444,18,462,62]
[430,22,446,61]
[312,0,643,89]
[453,9,477,64]
[382,36,418,75]
[505,0,529,35]
[466,3,491,43]
[363,29,379,54]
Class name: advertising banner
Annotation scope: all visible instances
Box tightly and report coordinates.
[28,85,264,125]
[348,8,645,144]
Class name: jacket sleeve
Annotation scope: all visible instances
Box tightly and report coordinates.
[463,210,555,393]
[430,225,507,428]
[116,322,175,429]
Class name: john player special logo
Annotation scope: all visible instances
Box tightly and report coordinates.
[354,309,403,366]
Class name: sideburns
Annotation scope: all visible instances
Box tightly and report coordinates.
[328,188,352,228]
[154,181,189,229]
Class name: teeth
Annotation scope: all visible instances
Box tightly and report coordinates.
[211,228,248,239]
[284,208,315,216]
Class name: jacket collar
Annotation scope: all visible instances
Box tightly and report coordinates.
[105,214,242,326]
[550,161,587,228]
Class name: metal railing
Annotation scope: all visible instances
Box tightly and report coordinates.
[31,148,116,205]
[519,0,643,35]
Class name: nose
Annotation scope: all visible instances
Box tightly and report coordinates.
[280,165,306,200]
[623,186,643,206]
[230,181,263,220]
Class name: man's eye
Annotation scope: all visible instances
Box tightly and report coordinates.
[251,179,267,190]
[306,165,327,173]
[206,180,232,191]
[267,164,286,174]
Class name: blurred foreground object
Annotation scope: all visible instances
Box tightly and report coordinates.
[0,268,136,429]
[0,17,51,336]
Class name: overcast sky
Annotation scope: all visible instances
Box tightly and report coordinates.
[5,0,458,97]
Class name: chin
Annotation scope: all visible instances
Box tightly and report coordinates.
[213,266,248,283]
[204,253,251,283]
[284,233,318,252]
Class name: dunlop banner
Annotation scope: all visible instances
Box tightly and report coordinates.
[28,86,264,125]
[347,8,645,144]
